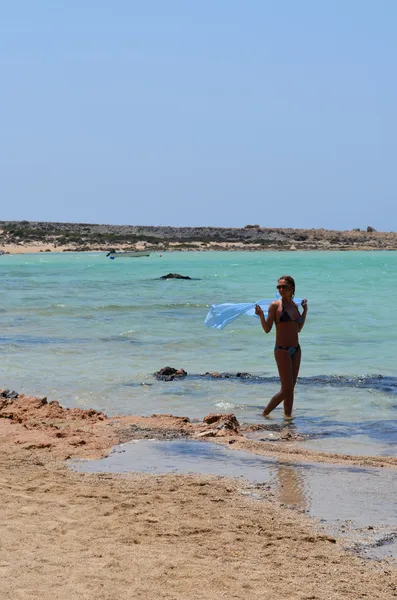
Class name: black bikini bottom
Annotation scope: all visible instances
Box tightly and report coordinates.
[274,344,300,356]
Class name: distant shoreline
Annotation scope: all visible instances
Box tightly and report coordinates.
[1,220,397,253]
[1,243,397,255]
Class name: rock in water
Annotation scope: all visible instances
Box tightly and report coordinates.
[154,367,187,381]
[160,273,192,280]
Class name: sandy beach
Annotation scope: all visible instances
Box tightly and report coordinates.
[1,391,396,599]
[0,241,245,254]
[0,242,63,254]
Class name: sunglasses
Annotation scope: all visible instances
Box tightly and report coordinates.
[276,284,291,290]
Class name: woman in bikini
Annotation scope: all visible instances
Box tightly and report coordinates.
[254,275,308,418]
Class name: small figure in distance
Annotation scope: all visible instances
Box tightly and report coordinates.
[255,275,308,418]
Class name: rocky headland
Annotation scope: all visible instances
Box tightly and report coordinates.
[1,220,396,253]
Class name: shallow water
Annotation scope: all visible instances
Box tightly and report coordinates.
[72,439,397,559]
[1,250,397,456]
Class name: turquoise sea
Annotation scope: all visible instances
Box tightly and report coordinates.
[1,251,396,457]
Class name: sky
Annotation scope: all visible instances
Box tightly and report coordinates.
[1,1,396,230]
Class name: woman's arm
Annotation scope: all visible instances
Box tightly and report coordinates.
[298,299,308,332]
[255,302,276,334]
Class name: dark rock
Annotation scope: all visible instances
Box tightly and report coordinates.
[201,372,255,379]
[0,389,19,399]
[367,226,377,232]
[160,273,192,280]
[202,372,232,379]
[154,366,187,381]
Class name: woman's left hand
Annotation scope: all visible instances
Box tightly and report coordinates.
[301,299,308,312]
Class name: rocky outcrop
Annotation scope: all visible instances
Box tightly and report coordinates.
[203,413,239,430]
[155,369,255,382]
[196,413,240,437]
[201,371,255,379]
[0,389,19,400]
[160,273,192,280]
[0,392,106,424]
[154,367,188,381]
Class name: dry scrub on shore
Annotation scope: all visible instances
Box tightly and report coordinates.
[2,220,397,253]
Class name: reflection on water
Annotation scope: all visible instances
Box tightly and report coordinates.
[245,416,397,458]
[72,438,397,558]
[275,465,308,511]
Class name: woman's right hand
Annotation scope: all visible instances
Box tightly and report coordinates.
[255,304,264,317]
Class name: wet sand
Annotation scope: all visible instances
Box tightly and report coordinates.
[75,438,397,558]
[1,391,397,599]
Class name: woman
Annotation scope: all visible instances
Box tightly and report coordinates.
[255,275,308,418]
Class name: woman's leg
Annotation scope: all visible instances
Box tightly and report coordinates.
[283,347,302,416]
[280,347,302,417]
[292,347,301,387]
[263,350,294,417]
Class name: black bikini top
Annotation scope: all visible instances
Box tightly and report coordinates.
[277,301,303,324]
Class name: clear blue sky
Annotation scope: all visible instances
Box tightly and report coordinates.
[1,1,396,230]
